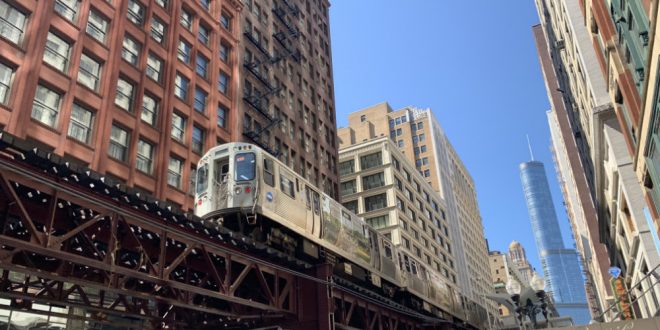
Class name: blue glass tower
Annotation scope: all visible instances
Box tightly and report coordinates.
[519,161,591,324]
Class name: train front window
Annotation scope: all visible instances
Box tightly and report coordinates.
[235,152,256,181]
[196,163,208,194]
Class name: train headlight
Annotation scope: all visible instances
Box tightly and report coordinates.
[234,187,242,195]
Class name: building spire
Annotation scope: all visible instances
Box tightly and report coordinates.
[526,134,535,161]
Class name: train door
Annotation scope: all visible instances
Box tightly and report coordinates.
[303,186,322,238]
[368,229,380,271]
[380,239,397,280]
[311,190,321,237]
[304,186,313,235]
[212,157,230,209]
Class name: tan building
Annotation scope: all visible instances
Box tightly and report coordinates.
[338,102,496,318]
[338,137,458,284]
[238,0,339,198]
[488,251,511,317]
[508,241,534,285]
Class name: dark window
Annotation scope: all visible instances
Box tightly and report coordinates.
[196,163,208,193]
[263,158,274,186]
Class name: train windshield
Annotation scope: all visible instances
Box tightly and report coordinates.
[234,152,256,182]
[196,163,208,194]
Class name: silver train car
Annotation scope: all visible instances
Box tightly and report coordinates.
[194,143,487,328]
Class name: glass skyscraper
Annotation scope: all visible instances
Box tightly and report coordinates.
[519,161,591,324]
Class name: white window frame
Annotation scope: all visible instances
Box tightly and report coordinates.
[141,94,158,126]
[0,0,27,45]
[43,32,71,72]
[108,125,130,162]
[136,139,154,174]
[171,113,186,142]
[115,78,134,112]
[168,156,183,188]
[0,62,14,104]
[31,85,61,127]
[146,53,162,82]
[54,0,80,22]
[126,0,145,26]
[121,35,141,65]
[68,103,94,144]
[86,10,108,44]
[77,53,101,91]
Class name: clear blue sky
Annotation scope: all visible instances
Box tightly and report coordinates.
[329,1,576,272]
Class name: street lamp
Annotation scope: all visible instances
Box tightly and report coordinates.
[505,274,548,329]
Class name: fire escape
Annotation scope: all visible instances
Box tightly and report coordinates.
[242,0,301,156]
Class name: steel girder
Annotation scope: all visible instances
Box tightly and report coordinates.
[0,165,296,328]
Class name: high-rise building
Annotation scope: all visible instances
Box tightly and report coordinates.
[0,0,244,211]
[238,0,339,198]
[338,137,458,287]
[338,102,496,319]
[533,0,660,319]
[508,240,534,284]
[519,160,591,324]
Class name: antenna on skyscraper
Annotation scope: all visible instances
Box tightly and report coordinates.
[526,134,535,161]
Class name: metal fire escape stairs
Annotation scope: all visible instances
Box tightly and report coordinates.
[242,0,301,157]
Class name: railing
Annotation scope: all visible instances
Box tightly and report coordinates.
[596,262,660,321]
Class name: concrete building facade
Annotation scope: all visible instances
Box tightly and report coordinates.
[337,102,496,319]
[0,0,244,211]
[508,240,534,284]
[338,137,458,286]
[238,0,339,199]
[534,0,660,320]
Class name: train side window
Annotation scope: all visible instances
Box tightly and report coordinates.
[280,174,295,198]
[313,191,320,214]
[383,240,393,259]
[341,210,351,222]
[263,158,274,187]
[305,186,312,209]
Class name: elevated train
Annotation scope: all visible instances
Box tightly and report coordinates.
[194,142,488,328]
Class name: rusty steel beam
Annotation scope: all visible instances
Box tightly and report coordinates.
[0,163,298,325]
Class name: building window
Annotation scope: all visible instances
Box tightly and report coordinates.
[0,62,14,104]
[121,35,141,65]
[174,73,189,101]
[86,10,108,44]
[77,53,101,91]
[141,94,158,126]
[220,11,231,30]
[189,166,196,195]
[146,53,162,82]
[108,125,130,162]
[68,103,94,144]
[424,169,430,177]
[0,0,27,45]
[219,42,230,62]
[340,180,356,196]
[360,152,382,170]
[362,172,385,190]
[364,193,387,212]
[217,105,227,127]
[54,0,80,22]
[31,85,61,127]
[193,87,207,113]
[338,159,354,176]
[180,9,193,30]
[115,78,134,112]
[43,32,71,72]
[171,113,186,142]
[192,125,205,154]
[136,139,154,174]
[343,200,358,213]
[177,39,192,63]
[168,156,183,188]
[218,72,229,94]
[155,0,167,8]
[200,0,211,10]
[151,16,166,44]
[198,23,210,45]
[366,215,389,229]
[126,0,144,26]
[196,54,209,78]
[398,140,404,147]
